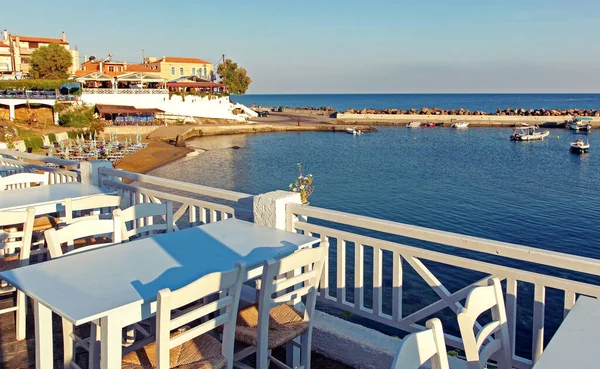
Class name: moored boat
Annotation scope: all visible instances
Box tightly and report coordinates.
[345,127,362,135]
[451,121,469,128]
[570,139,590,153]
[510,126,550,141]
[406,121,421,128]
[567,117,593,131]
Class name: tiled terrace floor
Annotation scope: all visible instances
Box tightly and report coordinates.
[0,297,352,369]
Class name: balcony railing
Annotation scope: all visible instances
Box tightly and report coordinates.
[82,88,168,94]
[98,167,253,230]
[285,203,600,368]
[0,149,79,184]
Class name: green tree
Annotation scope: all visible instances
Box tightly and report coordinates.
[29,43,73,79]
[217,59,252,95]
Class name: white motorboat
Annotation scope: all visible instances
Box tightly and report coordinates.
[567,117,592,131]
[451,121,469,128]
[510,126,550,141]
[406,121,421,128]
[345,127,362,135]
[570,139,590,153]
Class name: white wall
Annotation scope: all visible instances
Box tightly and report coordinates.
[80,93,248,121]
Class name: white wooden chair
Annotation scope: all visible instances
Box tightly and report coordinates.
[0,208,35,340]
[233,242,329,369]
[457,277,513,369]
[116,202,173,241]
[45,216,122,369]
[64,194,122,224]
[121,262,247,369]
[391,318,450,369]
[0,172,49,191]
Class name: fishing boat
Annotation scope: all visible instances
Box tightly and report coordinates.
[570,139,590,153]
[451,121,469,128]
[567,117,593,131]
[406,121,421,128]
[510,126,550,141]
[345,127,362,135]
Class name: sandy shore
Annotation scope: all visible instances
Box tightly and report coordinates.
[114,140,192,174]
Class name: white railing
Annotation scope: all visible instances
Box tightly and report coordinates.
[286,204,600,369]
[0,149,80,184]
[98,168,253,230]
[81,88,168,94]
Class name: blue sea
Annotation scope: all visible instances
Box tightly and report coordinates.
[150,109,600,358]
[232,93,600,112]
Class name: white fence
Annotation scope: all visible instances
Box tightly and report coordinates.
[0,149,80,183]
[82,88,168,94]
[98,167,253,230]
[286,203,600,369]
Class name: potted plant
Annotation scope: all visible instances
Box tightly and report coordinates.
[289,163,314,205]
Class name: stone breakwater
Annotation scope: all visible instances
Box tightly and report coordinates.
[343,107,600,117]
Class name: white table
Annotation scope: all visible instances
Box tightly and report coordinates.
[533,296,600,369]
[0,218,319,369]
[0,182,113,214]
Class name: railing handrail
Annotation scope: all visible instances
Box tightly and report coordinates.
[0,149,80,168]
[287,203,600,277]
[98,167,253,203]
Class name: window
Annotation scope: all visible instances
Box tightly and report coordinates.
[180,67,184,75]
[191,67,196,75]
[171,67,175,75]
[203,67,207,76]
[108,66,114,72]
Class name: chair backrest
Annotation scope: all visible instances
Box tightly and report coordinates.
[256,242,329,333]
[44,217,122,259]
[156,262,246,369]
[0,172,49,191]
[117,202,173,241]
[64,194,122,224]
[0,208,35,267]
[457,278,512,369]
[391,318,450,369]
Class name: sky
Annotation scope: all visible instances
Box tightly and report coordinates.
[2,0,600,93]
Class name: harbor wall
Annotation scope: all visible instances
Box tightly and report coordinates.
[80,94,248,122]
[335,113,600,126]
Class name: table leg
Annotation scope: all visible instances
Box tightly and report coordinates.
[34,300,53,369]
[89,320,101,369]
[100,314,123,369]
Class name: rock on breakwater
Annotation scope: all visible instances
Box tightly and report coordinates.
[342,107,600,117]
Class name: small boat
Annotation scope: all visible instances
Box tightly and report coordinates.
[510,126,550,141]
[424,122,437,127]
[567,117,593,131]
[451,121,469,128]
[345,127,362,135]
[570,139,590,153]
[406,121,421,128]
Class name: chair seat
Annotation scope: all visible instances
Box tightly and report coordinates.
[122,331,226,369]
[33,215,59,232]
[0,253,20,272]
[235,304,309,349]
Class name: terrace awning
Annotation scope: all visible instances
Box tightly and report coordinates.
[116,72,166,83]
[95,104,164,115]
[75,72,114,82]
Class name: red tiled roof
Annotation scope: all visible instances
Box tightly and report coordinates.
[161,57,211,64]
[11,35,69,45]
[126,64,156,72]
[0,41,9,48]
